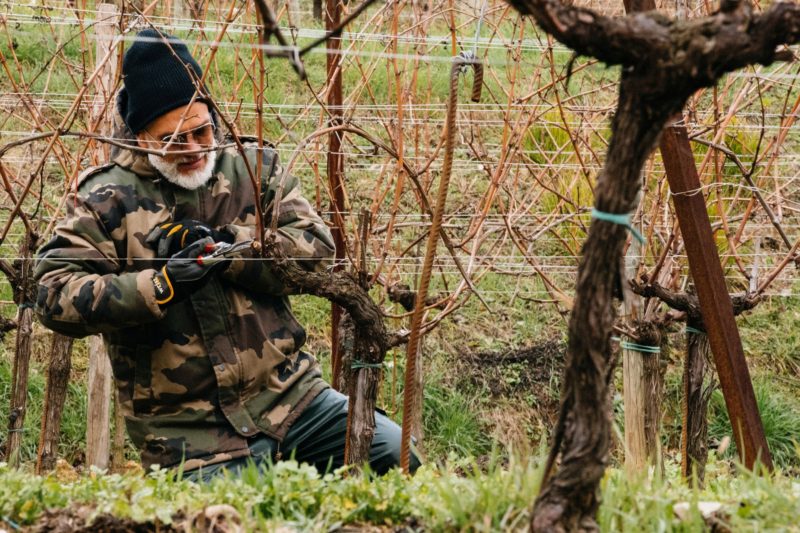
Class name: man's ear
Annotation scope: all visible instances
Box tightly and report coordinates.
[136,132,150,150]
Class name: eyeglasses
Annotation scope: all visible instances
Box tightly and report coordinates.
[146,122,215,152]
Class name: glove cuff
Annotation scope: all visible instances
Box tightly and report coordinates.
[152,267,176,306]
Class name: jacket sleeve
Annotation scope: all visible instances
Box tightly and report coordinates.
[221,149,335,295]
[34,191,164,338]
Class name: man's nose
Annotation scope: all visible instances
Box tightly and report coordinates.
[185,138,202,153]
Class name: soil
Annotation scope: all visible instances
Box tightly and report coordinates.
[461,339,565,423]
[27,508,420,532]
[29,506,179,533]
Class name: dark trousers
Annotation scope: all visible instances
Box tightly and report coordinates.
[188,388,420,481]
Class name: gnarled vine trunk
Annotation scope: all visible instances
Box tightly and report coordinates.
[498,0,797,529]
[262,238,400,469]
[682,323,713,483]
[4,232,38,467]
[37,333,75,473]
[533,84,674,531]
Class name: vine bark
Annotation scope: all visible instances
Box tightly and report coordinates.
[499,0,800,529]
[259,238,405,468]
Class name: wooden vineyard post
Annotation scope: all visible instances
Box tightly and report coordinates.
[171,0,187,25]
[622,237,648,472]
[287,0,300,17]
[111,392,127,471]
[623,240,665,472]
[86,336,112,469]
[409,336,425,455]
[92,3,118,163]
[84,2,118,470]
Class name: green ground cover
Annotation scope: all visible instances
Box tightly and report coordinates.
[1,455,799,531]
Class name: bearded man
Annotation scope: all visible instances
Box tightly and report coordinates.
[34,28,418,479]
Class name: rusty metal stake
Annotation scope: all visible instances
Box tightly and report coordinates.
[621,0,771,472]
[326,0,347,390]
[660,125,771,470]
[400,53,483,473]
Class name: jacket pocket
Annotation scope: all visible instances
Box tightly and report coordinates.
[132,344,153,415]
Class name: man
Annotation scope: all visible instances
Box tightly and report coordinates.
[35,28,418,479]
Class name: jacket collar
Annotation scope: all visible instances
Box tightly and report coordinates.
[113,147,159,179]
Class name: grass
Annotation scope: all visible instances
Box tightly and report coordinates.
[709,380,800,469]
[598,458,800,531]
[0,457,542,531]
[1,455,799,531]
[739,296,800,377]
[423,381,492,459]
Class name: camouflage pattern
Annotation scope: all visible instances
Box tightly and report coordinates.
[34,140,335,471]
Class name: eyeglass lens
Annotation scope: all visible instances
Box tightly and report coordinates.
[160,123,214,149]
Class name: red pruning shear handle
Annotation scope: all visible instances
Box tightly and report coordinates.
[197,240,254,266]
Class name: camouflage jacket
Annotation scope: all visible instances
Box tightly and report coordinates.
[34,141,335,471]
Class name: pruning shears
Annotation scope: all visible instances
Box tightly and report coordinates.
[198,240,255,267]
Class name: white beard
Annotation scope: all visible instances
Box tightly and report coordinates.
[148,145,218,190]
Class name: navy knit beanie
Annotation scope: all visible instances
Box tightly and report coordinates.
[118,28,208,133]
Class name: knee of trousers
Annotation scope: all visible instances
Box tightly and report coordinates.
[370,410,422,474]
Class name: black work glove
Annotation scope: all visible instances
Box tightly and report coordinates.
[146,219,234,262]
[151,237,229,307]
